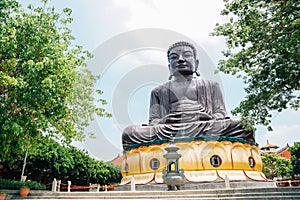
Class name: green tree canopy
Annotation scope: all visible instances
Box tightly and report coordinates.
[3,137,122,185]
[290,142,300,176]
[0,0,110,164]
[213,0,299,129]
[261,153,292,180]
[31,142,122,185]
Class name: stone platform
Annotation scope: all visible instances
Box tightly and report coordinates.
[7,187,300,199]
[115,180,276,191]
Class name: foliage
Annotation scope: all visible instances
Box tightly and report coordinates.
[261,153,292,180]
[290,142,300,176]
[105,163,122,185]
[0,179,46,190]
[0,0,110,166]
[25,138,74,182]
[60,147,122,185]
[213,0,299,129]
[10,138,122,185]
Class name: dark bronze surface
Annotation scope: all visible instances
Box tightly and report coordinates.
[122,42,254,150]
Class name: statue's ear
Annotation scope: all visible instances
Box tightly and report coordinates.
[168,64,172,73]
[168,64,173,80]
[194,59,200,76]
[195,59,199,71]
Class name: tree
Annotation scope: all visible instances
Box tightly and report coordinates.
[0,0,110,169]
[105,163,122,185]
[290,142,300,177]
[67,147,121,185]
[25,137,75,183]
[3,137,122,185]
[261,153,292,180]
[213,0,299,129]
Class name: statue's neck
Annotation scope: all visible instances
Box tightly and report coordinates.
[173,74,193,82]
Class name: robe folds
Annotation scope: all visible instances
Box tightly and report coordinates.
[122,79,254,150]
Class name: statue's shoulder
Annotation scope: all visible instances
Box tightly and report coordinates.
[152,81,170,91]
[195,78,219,86]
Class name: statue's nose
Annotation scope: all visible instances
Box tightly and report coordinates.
[178,55,185,62]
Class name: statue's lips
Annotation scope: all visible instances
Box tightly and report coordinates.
[176,65,188,68]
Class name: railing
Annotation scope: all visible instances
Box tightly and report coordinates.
[60,184,114,191]
[276,180,300,187]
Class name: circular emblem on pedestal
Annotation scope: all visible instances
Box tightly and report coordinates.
[210,155,222,168]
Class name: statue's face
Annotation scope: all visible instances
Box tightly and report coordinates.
[168,45,199,77]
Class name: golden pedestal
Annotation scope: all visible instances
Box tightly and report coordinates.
[120,139,268,185]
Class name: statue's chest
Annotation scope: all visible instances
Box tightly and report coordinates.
[169,81,197,103]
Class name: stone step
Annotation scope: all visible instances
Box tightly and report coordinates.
[9,197,300,200]
[9,187,300,200]
[10,196,300,200]
[115,181,277,191]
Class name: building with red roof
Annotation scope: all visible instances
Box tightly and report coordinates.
[260,140,291,159]
[109,154,122,166]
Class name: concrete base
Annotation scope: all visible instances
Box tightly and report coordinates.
[115,180,276,191]
[8,187,300,199]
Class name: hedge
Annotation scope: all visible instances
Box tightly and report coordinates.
[0,179,46,190]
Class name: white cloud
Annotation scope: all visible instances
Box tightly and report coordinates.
[114,0,226,43]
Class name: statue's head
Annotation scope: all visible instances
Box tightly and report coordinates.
[167,41,199,78]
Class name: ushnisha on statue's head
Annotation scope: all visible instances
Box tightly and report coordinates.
[167,41,200,80]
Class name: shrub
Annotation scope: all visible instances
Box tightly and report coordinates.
[0,179,46,190]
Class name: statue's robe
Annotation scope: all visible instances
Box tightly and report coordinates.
[122,79,254,150]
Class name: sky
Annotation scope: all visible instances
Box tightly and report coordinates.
[19,0,299,161]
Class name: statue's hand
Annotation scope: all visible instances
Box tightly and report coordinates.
[179,110,213,121]
[150,113,182,124]
[198,112,213,120]
[151,111,213,124]
[162,112,183,124]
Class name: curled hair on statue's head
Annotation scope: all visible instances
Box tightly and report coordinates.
[167,41,197,60]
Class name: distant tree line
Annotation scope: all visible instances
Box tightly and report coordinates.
[1,137,122,186]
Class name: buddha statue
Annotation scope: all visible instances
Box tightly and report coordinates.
[122,41,254,150]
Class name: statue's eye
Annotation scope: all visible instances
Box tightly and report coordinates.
[169,54,178,60]
[183,53,193,58]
